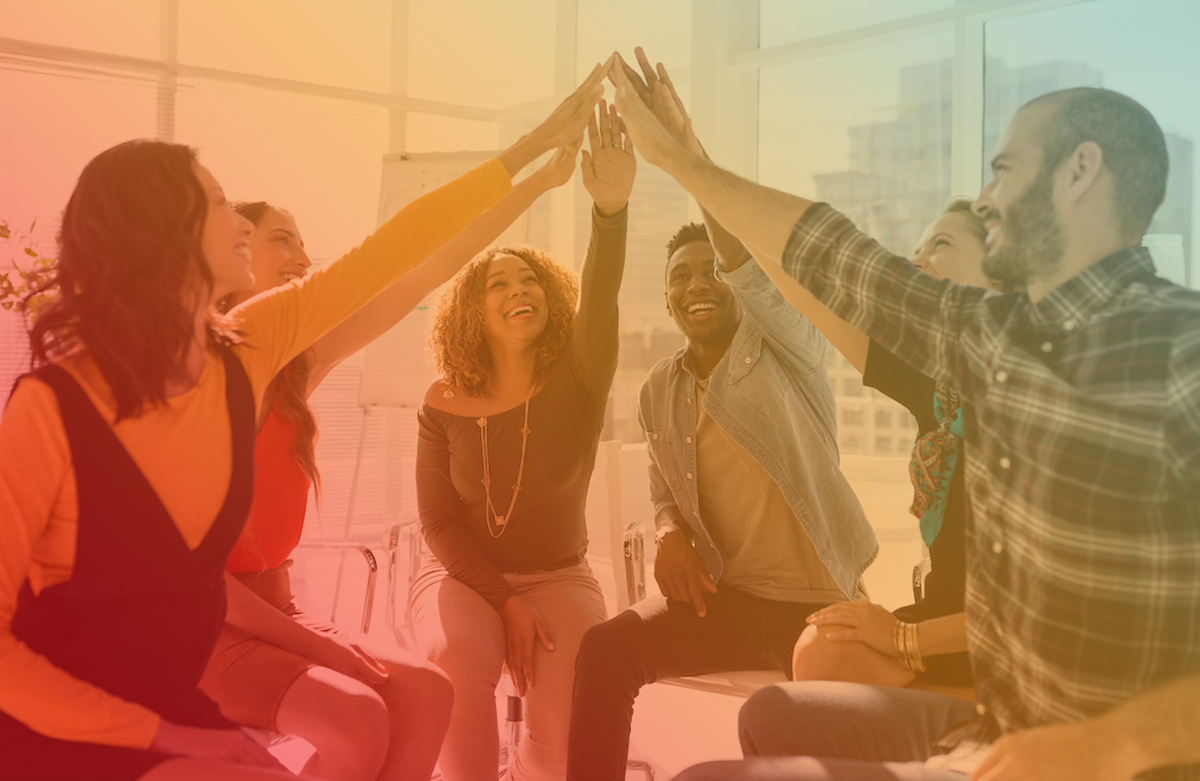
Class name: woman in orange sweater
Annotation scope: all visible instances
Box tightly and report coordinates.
[0,63,606,781]
[198,125,584,781]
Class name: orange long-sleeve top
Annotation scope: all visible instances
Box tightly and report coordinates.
[0,159,510,750]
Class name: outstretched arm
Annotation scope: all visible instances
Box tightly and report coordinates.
[233,61,610,409]
[611,53,981,388]
[611,56,809,268]
[571,99,634,416]
[495,58,609,178]
[622,51,869,373]
[306,137,584,391]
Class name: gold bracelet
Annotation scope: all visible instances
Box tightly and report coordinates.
[906,621,926,674]
[895,621,926,673]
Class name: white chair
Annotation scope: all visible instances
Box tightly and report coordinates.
[292,538,388,633]
[245,532,402,770]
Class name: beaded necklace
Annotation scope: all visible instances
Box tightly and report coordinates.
[478,388,533,538]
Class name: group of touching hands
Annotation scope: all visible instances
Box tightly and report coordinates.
[497,46,737,699]
[149,49,1130,781]
[598,48,1130,781]
[147,54,639,769]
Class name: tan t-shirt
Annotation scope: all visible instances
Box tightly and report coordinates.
[695,378,846,604]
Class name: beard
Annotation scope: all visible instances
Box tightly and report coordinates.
[981,169,1064,288]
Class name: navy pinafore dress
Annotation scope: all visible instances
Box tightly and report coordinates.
[0,347,254,780]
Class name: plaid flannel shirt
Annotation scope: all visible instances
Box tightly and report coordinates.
[783,203,1200,779]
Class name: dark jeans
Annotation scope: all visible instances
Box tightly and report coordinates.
[673,681,977,781]
[565,589,825,781]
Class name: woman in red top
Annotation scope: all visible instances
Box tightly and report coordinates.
[198,71,604,781]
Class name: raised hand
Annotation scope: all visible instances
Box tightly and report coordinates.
[581,99,636,216]
[531,57,613,150]
[613,46,658,109]
[529,133,585,192]
[497,57,611,178]
[621,47,705,158]
[610,53,690,168]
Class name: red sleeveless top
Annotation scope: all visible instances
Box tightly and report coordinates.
[226,400,311,573]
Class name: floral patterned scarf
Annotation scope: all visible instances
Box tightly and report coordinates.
[908,383,963,547]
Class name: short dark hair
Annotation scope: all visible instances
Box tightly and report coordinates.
[666,222,710,262]
[1024,88,1168,239]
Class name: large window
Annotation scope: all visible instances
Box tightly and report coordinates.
[0,64,159,401]
[2,1,160,59]
[758,33,953,459]
[985,0,1200,287]
[3,1,1197,606]
[178,0,392,92]
[577,0,695,444]
[760,0,956,48]
[408,0,557,109]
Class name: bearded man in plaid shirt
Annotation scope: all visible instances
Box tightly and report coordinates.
[608,56,1200,781]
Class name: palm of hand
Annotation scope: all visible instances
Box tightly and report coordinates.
[584,145,636,205]
[543,137,585,188]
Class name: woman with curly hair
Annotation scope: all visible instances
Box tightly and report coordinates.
[0,64,607,781]
[410,102,634,781]
[196,136,585,781]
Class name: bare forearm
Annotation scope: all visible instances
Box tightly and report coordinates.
[1099,670,1200,775]
[496,133,548,179]
[700,205,753,273]
[916,612,967,657]
[308,174,552,383]
[222,572,319,657]
[660,147,813,270]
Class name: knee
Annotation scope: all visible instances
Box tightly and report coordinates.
[331,683,390,744]
[575,615,636,677]
[739,684,796,756]
[422,636,503,695]
[383,658,454,723]
[309,674,391,776]
[790,624,848,682]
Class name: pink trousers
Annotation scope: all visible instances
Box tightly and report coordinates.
[408,558,607,781]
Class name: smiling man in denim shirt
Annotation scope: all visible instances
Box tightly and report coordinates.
[565,217,878,781]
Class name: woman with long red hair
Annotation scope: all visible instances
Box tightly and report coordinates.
[0,62,608,781]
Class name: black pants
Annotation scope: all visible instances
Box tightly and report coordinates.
[565,588,827,781]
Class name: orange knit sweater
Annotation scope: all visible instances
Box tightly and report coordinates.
[0,159,510,749]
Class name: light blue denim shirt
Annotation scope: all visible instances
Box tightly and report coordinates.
[636,259,878,600]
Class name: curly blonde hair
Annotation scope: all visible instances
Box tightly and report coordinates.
[431,244,578,398]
